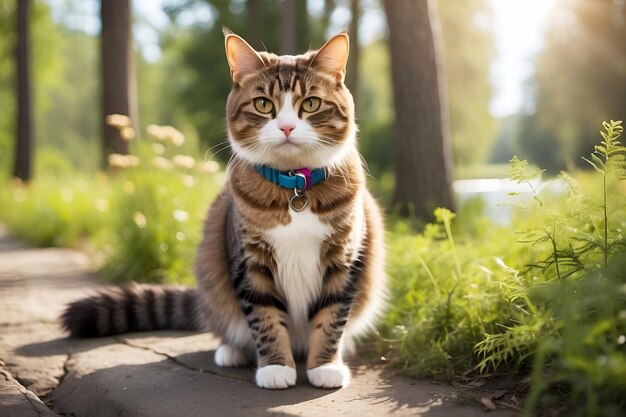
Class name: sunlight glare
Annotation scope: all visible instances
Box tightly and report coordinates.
[489,0,556,117]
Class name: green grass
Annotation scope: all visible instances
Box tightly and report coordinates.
[0,120,624,416]
[382,121,626,416]
[0,121,223,284]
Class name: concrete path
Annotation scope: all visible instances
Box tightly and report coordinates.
[0,226,519,417]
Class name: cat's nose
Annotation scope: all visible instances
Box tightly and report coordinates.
[279,125,295,138]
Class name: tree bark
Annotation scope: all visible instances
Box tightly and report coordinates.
[383,0,455,218]
[295,0,309,53]
[247,0,262,49]
[280,0,296,54]
[101,0,137,165]
[14,0,32,181]
[345,0,360,103]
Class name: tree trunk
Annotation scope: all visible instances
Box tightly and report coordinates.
[101,0,137,165]
[280,0,296,54]
[295,0,309,53]
[383,0,455,219]
[247,0,262,49]
[345,0,360,103]
[14,0,32,181]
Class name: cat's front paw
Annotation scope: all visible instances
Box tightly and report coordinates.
[255,365,297,389]
[307,363,350,388]
[214,344,249,367]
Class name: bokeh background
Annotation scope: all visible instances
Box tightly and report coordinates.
[1,0,624,188]
[1,2,625,415]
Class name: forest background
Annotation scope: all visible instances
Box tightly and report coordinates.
[0,1,625,416]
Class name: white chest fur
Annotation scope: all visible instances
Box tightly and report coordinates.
[265,207,333,352]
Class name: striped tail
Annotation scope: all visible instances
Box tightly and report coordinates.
[61,284,201,338]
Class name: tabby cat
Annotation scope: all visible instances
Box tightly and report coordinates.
[62,30,387,390]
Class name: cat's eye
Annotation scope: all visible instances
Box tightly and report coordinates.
[301,97,321,113]
[254,97,274,114]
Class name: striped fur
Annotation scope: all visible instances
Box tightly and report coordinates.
[61,285,199,337]
[61,32,387,390]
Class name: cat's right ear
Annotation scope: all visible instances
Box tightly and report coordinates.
[224,31,265,83]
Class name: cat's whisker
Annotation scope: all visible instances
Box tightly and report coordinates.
[207,144,233,162]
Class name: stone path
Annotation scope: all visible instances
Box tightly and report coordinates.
[0,226,518,417]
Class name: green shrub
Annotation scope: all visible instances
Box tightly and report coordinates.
[1,118,624,415]
[384,120,626,416]
[0,117,222,284]
[0,173,109,247]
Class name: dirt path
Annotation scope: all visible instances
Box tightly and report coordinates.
[0,226,518,417]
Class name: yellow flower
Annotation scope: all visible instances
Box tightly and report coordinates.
[172,155,195,170]
[105,114,131,128]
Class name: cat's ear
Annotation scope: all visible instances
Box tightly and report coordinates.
[312,32,349,82]
[224,30,265,83]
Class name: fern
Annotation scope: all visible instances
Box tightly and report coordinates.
[581,120,625,268]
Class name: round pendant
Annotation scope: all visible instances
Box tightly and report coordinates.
[289,194,308,212]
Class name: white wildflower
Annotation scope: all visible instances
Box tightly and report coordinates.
[105,114,131,128]
[182,175,196,188]
[107,153,140,169]
[173,209,189,222]
[151,143,165,155]
[95,198,109,212]
[120,126,136,141]
[172,155,195,170]
[147,124,168,141]
[200,160,220,173]
[153,156,173,170]
[166,127,185,146]
[133,211,147,229]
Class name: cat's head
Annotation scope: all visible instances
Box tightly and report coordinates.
[223,29,356,171]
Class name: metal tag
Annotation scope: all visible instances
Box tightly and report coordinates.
[289,188,308,212]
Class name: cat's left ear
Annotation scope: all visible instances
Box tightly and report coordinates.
[224,30,265,83]
[312,32,349,82]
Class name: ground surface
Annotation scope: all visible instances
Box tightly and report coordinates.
[0,226,519,417]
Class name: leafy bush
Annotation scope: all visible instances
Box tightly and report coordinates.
[1,119,624,415]
[0,116,222,283]
[0,173,110,247]
[384,121,626,416]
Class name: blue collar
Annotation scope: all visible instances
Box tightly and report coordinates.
[256,165,327,192]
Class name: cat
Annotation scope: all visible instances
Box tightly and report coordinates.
[61,29,387,390]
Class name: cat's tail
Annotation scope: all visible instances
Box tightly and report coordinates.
[61,284,201,338]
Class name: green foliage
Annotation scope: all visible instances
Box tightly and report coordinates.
[384,121,626,415]
[0,119,222,284]
[383,210,536,379]
[439,0,497,166]
[0,173,109,247]
[358,1,496,172]
[0,0,16,176]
